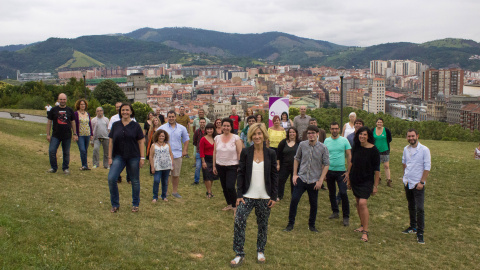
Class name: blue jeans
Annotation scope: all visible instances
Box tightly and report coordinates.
[107,156,141,208]
[77,136,90,168]
[287,179,319,227]
[194,152,202,183]
[49,136,71,171]
[153,170,170,200]
[326,170,350,218]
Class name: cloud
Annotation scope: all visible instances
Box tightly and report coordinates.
[0,0,479,46]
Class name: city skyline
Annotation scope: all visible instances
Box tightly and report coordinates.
[1,0,479,47]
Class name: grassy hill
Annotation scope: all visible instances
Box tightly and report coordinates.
[57,50,105,70]
[0,118,478,269]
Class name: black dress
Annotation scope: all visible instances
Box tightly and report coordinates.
[349,145,380,199]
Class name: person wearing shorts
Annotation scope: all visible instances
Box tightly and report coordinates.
[157,110,189,198]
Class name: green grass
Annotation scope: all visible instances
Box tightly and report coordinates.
[0,118,479,269]
[57,50,105,70]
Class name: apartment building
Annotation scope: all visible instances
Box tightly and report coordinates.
[421,68,464,101]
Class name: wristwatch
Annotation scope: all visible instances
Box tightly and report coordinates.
[420,181,425,185]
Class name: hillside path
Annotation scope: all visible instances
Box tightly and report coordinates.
[0,111,48,124]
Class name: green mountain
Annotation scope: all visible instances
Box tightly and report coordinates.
[2,28,480,80]
[125,27,345,64]
[0,35,217,79]
[321,39,480,70]
[124,28,480,70]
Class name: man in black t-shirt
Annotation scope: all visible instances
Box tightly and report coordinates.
[46,93,77,174]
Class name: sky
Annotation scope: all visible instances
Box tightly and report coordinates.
[1,0,479,47]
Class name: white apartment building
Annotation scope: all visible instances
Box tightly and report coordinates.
[369,78,386,113]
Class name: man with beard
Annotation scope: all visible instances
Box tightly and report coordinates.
[324,122,351,226]
[401,129,431,244]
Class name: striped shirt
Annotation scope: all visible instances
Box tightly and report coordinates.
[294,140,330,184]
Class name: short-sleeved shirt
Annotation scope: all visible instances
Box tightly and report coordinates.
[324,136,351,171]
[109,121,144,159]
[294,141,330,184]
[349,146,380,185]
[176,114,190,129]
[192,117,211,131]
[48,106,74,140]
[229,115,241,130]
[108,114,136,130]
[214,134,240,166]
[157,122,190,159]
[293,114,311,137]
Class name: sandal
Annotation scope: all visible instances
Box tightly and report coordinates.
[354,225,364,233]
[131,206,139,212]
[257,252,266,264]
[152,199,157,203]
[110,206,119,213]
[230,256,244,268]
[162,198,168,202]
[222,205,233,211]
[361,231,369,242]
[207,192,214,199]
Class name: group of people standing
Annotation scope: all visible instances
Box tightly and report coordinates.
[45,96,431,267]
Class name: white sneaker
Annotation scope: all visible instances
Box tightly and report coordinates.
[257,252,266,264]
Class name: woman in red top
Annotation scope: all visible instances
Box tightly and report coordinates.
[200,123,218,198]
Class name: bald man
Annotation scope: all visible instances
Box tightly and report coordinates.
[46,93,77,175]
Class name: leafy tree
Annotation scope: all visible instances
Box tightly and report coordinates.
[87,98,101,116]
[17,95,45,110]
[289,107,299,119]
[102,103,116,119]
[132,102,153,123]
[93,80,127,105]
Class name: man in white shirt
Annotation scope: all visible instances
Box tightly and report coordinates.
[157,110,190,198]
[45,104,52,116]
[401,129,431,244]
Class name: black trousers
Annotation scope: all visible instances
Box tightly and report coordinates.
[278,164,294,200]
[217,164,238,207]
[288,179,319,227]
[405,184,425,234]
[326,170,350,218]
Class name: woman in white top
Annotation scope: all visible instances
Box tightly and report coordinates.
[342,112,356,138]
[280,111,293,132]
[149,129,174,202]
[230,123,278,267]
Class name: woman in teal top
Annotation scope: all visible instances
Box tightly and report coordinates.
[372,118,392,187]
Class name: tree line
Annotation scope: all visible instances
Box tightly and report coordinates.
[0,79,153,122]
[287,107,480,142]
